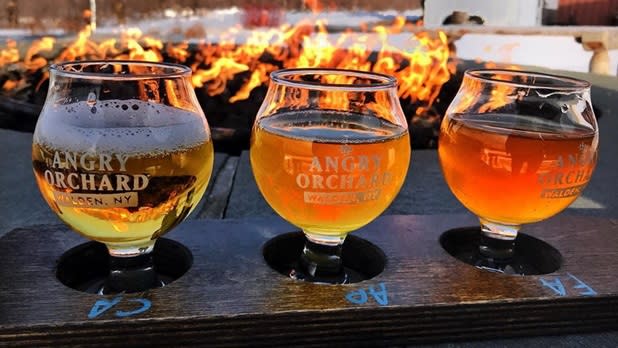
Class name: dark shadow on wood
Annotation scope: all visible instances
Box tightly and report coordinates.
[263,231,386,283]
[56,238,193,294]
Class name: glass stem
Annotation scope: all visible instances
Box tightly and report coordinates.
[298,232,347,284]
[478,219,518,261]
[101,244,161,294]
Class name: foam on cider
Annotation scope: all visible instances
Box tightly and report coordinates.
[34,100,209,156]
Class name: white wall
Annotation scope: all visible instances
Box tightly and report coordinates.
[454,34,618,74]
[424,0,543,27]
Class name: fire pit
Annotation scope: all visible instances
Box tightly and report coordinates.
[0,7,459,153]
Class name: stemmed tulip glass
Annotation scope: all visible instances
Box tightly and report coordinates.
[438,69,599,274]
[251,68,411,283]
[32,60,214,293]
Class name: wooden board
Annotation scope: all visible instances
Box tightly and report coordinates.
[0,214,617,347]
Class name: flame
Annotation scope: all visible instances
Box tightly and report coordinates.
[167,42,190,63]
[24,37,55,71]
[479,83,513,113]
[55,26,97,62]
[192,57,249,96]
[229,63,275,103]
[478,65,522,113]
[0,39,19,66]
[2,79,18,91]
[304,0,324,14]
[1,4,452,122]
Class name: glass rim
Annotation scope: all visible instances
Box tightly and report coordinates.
[270,68,398,91]
[49,60,192,80]
[464,69,591,90]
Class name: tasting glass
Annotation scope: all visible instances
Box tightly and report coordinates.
[438,69,598,274]
[251,68,411,283]
[33,60,214,293]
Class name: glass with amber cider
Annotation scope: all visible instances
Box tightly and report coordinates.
[251,68,410,283]
[439,69,598,274]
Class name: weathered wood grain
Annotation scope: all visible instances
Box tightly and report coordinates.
[197,156,239,219]
[0,214,616,346]
[187,152,230,220]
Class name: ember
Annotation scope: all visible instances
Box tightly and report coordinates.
[0,0,461,151]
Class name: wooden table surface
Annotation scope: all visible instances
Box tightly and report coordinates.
[1,214,617,347]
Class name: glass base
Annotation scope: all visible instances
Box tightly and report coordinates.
[107,241,156,258]
[289,265,351,284]
[440,227,562,275]
[263,231,386,284]
[295,232,348,284]
[56,238,193,294]
[78,273,169,295]
[304,232,346,246]
[99,252,164,294]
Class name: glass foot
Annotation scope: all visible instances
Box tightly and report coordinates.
[56,238,193,294]
[98,253,164,294]
[289,265,350,284]
[292,237,349,284]
[440,227,562,275]
[81,272,169,295]
[263,232,385,284]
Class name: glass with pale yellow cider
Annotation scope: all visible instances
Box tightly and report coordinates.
[32,61,213,293]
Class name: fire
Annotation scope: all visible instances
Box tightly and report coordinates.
[478,64,522,113]
[0,39,19,66]
[0,5,452,123]
[304,0,324,14]
[0,39,21,92]
[24,37,55,71]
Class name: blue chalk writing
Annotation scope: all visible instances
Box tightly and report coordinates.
[368,283,388,306]
[88,296,152,319]
[345,283,389,306]
[345,289,368,305]
[540,274,597,297]
[540,277,566,296]
[567,273,597,296]
[116,298,152,318]
[88,296,122,319]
